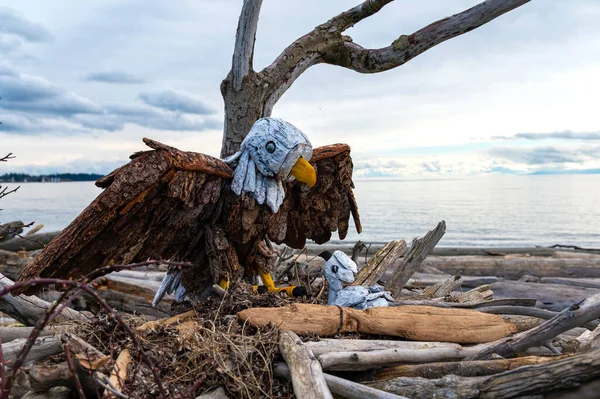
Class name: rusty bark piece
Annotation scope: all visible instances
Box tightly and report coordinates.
[353,240,407,287]
[386,221,446,297]
[237,303,517,344]
[279,331,332,399]
[374,355,566,380]
[104,348,131,398]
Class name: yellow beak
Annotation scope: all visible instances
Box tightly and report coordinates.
[290,157,316,188]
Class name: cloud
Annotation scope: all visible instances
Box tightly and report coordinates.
[139,88,216,115]
[83,71,147,84]
[0,7,52,42]
[0,65,101,116]
[493,130,600,141]
[0,64,221,134]
[488,145,600,165]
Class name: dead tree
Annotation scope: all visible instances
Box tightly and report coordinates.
[220,0,532,157]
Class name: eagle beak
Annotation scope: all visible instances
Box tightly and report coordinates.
[290,157,316,188]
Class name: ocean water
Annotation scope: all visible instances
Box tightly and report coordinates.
[1,175,599,247]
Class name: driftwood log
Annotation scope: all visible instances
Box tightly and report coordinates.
[0,274,88,326]
[0,232,60,252]
[370,348,600,398]
[352,240,407,286]
[278,331,332,399]
[422,255,600,279]
[237,303,517,343]
[385,221,446,297]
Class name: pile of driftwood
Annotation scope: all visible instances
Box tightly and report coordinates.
[1,220,600,398]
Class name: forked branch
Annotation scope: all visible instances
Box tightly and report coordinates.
[232,0,264,90]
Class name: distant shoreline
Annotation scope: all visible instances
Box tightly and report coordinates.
[0,173,103,183]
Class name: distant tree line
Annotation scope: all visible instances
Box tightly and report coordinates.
[0,173,104,183]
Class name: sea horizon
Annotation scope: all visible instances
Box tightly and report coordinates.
[1,174,599,248]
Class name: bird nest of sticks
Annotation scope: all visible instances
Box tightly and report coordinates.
[72,283,305,398]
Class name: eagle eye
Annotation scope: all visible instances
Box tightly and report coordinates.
[265,141,276,153]
[331,264,338,273]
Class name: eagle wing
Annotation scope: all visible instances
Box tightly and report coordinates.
[269,144,362,248]
[15,138,233,295]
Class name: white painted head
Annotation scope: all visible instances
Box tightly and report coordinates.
[225,117,316,213]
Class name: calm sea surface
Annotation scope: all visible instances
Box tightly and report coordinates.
[1,175,599,247]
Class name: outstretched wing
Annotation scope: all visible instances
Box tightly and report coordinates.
[15,138,233,295]
[269,144,362,248]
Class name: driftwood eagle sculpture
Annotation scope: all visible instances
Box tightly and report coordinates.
[15,118,361,304]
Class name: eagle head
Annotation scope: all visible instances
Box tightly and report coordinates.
[225,117,316,213]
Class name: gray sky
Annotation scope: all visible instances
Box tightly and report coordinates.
[2,0,600,176]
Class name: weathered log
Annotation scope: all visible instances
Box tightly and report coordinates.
[96,274,169,303]
[386,221,446,297]
[489,280,600,312]
[0,232,60,252]
[274,363,407,399]
[305,339,460,357]
[576,323,600,352]
[374,355,565,381]
[2,337,62,366]
[471,292,600,360]
[370,348,600,399]
[422,255,600,279]
[60,332,110,371]
[553,251,600,259]
[278,331,332,399]
[237,303,517,344]
[407,272,502,288]
[540,277,600,289]
[317,344,481,371]
[457,285,493,303]
[390,298,537,309]
[476,306,599,330]
[0,221,25,242]
[107,270,166,282]
[104,348,130,398]
[0,250,31,280]
[85,289,171,318]
[0,327,51,343]
[0,274,88,326]
[352,240,407,286]
[421,275,462,298]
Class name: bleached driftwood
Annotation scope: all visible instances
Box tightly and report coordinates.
[540,277,600,289]
[0,274,88,326]
[0,327,51,343]
[352,240,407,286]
[305,339,461,357]
[2,337,62,366]
[421,275,462,298]
[407,273,502,288]
[238,303,517,343]
[471,293,600,360]
[370,348,600,399]
[386,221,446,297]
[104,348,131,398]
[274,363,407,399]
[374,355,565,380]
[0,232,60,252]
[422,255,600,279]
[489,280,600,311]
[278,331,332,399]
[317,344,483,371]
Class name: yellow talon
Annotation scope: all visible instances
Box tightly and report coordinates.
[218,278,229,290]
[252,269,307,297]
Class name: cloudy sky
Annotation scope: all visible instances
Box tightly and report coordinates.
[1,0,600,177]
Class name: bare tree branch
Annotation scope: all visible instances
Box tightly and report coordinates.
[232,0,264,91]
[260,0,531,110]
[336,0,532,73]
